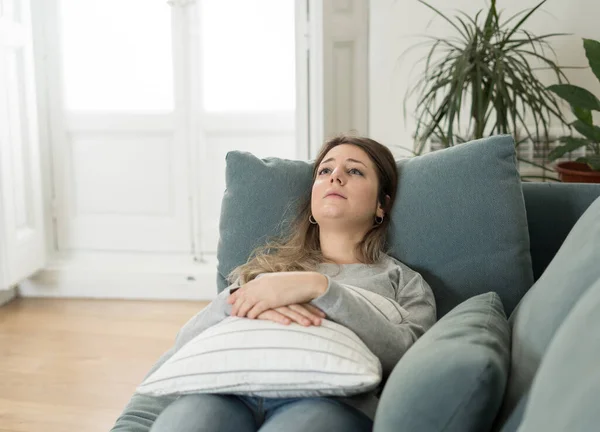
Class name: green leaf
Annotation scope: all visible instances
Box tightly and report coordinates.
[572,106,593,125]
[417,1,468,40]
[500,0,547,48]
[583,39,600,84]
[548,137,590,161]
[517,156,558,173]
[500,33,570,50]
[482,0,498,42]
[547,84,600,111]
[581,155,600,171]
[405,0,575,151]
[572,120,600,143]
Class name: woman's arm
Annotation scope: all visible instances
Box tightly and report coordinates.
[172,284,242,351]
[310,271,437,381]
[227,271,327,318]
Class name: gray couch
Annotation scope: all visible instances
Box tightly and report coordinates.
[111,146,600,431]
[494,182,600,431]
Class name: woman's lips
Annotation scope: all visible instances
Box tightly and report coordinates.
[325,194,346,199]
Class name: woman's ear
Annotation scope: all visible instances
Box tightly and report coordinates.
[377,194,391,217]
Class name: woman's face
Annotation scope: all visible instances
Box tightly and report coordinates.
[311,144,383,228]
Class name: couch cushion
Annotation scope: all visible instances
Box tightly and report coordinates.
[217,135,533,317]
[373,292,510,432]
[497,195,600,426]
[516,278,600,431]
[387,135,532,316]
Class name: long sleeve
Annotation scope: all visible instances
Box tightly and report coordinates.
[169,284,238,355]
[310,270,436,380]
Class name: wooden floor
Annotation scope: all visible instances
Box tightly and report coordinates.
[0,297,209,432]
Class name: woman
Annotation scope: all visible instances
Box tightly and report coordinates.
[148,135,437,432]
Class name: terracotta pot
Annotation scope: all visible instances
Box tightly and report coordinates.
[555,161,600,183]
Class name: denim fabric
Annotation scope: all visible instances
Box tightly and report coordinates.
[149,394,373,432]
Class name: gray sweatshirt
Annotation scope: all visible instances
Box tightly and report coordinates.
[137,253,437,421]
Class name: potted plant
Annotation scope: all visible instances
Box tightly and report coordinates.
[546,38,600,183]
[405,0,571,180]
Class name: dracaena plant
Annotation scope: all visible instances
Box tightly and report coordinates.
[547,38,600,171]
[406,0,570,173]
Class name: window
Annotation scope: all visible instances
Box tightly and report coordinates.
[200,0,295,112]
[59,0,174,111]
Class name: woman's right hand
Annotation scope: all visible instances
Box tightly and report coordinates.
[256,303,326,326]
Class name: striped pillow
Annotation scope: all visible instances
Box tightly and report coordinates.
[135,316,382,398]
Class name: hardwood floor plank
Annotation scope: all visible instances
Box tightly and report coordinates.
[0,297,209,432]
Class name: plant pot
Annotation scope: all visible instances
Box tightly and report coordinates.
[555,161,600,183]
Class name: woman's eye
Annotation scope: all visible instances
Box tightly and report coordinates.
[318,167,363,176]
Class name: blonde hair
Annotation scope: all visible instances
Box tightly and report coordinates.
[227,135,398,284]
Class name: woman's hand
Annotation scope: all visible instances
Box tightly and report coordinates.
[227,271,328,319]
[256,303,326,326]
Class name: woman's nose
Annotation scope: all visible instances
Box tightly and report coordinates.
[330,168,345,184]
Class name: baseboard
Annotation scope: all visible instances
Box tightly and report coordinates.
[0,287,17,306]
[18,254,220,300]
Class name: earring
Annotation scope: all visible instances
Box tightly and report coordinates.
[309,215,318,225]
[375,216,384,225]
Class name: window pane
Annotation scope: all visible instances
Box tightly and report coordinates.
[59,0,174,111]
[201,0,295,112]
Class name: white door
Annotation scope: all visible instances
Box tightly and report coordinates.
[302,0,369,158]
[0,0,46,290]
[195,0,298,255]
[36,0,192,254]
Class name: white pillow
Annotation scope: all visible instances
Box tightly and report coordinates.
[135,316,382,398]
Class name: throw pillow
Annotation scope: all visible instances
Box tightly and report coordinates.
[516,278,600,431]
[135,316,382,398]
[373,292,510,432]
[497,195,600,424]
[218,135,533,317]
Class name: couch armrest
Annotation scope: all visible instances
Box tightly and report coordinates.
[110,393,177,432]
[522,182,600,281]
[110,347,178,431]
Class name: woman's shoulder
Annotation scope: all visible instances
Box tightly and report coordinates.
[380,253,429,286]
[379,253,416,272]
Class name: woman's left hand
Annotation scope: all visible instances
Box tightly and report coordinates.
[227,271,328,319]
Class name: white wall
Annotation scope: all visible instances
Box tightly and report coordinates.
[369,0,600,155]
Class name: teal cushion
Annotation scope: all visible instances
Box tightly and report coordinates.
[217,135,533,317]
[388,135,532,316]
[517,278,600,431]
[218,152,313,285]
[373,292,510,432]
[497,195,600,426]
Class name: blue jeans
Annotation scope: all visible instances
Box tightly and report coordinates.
[149,394,373,432]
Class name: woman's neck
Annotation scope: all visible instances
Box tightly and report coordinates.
[319,230,366,265]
